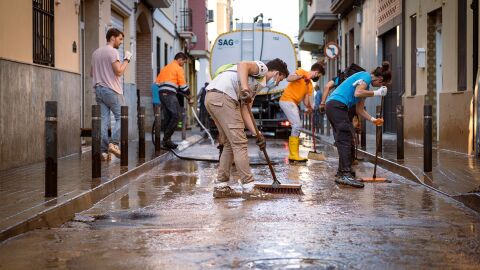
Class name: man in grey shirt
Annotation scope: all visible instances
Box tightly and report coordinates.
[91,28,132,161]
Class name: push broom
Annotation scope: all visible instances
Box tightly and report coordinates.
[307,112,326,161]
[245,105,303,194]
[360,95,390,183]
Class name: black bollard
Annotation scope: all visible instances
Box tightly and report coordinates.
[92,105,101,178]
[138,106,145,159]
[182,106,187,140]
[396,105,404,160]
[376,105,382,154]
[320,112,325,135]
[45,101,57,197]
[120,106,128,167]
[361,107,366,150]
[154,105,161,152]
[424,104,432,172]
[326,118,331,136]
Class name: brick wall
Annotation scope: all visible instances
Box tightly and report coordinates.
[136,33,153,97]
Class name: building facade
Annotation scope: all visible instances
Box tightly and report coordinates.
[0,0,82,170]
[299,0,479,155]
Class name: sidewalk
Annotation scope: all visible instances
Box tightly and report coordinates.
[0,130,203,241]
[302,126,480,211]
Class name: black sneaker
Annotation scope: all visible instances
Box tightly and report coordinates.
[335,173,364,188]
[162,140,178,149]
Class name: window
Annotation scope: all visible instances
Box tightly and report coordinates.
[411,15,416,96]
[164,43,168,67]
[156,37,161,75]
[33,0,55,66]
[458,0,467,91]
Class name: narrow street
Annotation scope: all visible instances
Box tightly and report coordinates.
[1,139,479,269]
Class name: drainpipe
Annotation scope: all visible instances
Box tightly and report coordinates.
[400,0,405,97]
[472,0,479,156]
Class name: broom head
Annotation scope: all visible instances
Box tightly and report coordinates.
[307,150,326,161]
[360,177,391,183]
[254,182,303,194]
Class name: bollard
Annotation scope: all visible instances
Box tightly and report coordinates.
[396,105,404,160]
[182,106,187,140]
[320,112,325,135]
[361,107,366,150]
[45,101,57,197]
[376,105,382,154]
[326,118,331,136]
[92,105,101,178]
[154,105,161,152]
[424,104,433,172]
[138,106,145,159]
[120,106,128,167]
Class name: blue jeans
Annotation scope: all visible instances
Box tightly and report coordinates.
[95,86,125,153]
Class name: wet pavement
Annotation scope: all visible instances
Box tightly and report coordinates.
[1,138,479,269]
[0,131,200,240]
[311,125,480,197]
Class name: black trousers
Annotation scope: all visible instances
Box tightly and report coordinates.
[160,91,180,142]
[326,100,355,173]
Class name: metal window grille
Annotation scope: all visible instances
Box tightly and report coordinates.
[179,8,192,32]
[33,0,55,66]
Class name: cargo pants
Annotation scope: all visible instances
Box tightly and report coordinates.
[205,90,253,184]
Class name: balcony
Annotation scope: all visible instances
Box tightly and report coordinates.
[178,8,194,39]
[298,0,337,51]
[144,0,173,8]
[298,31,324,51]
[330,0,355,15]
[302,0,337,32]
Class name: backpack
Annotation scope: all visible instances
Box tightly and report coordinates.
[336,63,366,86]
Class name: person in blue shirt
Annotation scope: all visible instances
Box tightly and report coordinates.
[325,61,391,188]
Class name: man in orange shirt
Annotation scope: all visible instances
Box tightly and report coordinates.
[155,52,193,149]
[279,63,324,162]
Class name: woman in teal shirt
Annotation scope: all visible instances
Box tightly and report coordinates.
[325,62,391,188]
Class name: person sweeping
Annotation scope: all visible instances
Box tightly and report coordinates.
[279,63,324,162]
[205,59,289,198]
[325,61,391,188]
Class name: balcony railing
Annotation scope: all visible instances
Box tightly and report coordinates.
[178,8,192,32]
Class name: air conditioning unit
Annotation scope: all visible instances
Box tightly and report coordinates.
[206,9,214,23]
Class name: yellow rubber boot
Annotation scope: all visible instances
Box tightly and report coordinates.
[288,136,308,162]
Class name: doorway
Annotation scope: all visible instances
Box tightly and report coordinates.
[381,26,402,133]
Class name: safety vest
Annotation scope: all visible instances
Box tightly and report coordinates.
[155,61,190,95]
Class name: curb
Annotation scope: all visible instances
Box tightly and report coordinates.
[0,134,204,242]
[301,128,480,213]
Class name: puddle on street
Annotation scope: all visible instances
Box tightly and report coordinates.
[0,140,479,269]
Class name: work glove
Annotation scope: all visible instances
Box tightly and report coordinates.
[371,117,384,126]
[239,89,253,104]
[319,103,326,114]
[124,51,132,62]
[256,133,266,150]
[373,86,388,96]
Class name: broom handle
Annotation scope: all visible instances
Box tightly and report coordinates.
[373,96,385,179]
[246,105,280,184]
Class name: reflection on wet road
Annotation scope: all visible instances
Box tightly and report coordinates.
[0,140,479,269]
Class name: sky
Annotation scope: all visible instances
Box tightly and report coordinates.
[231,0,299,43]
